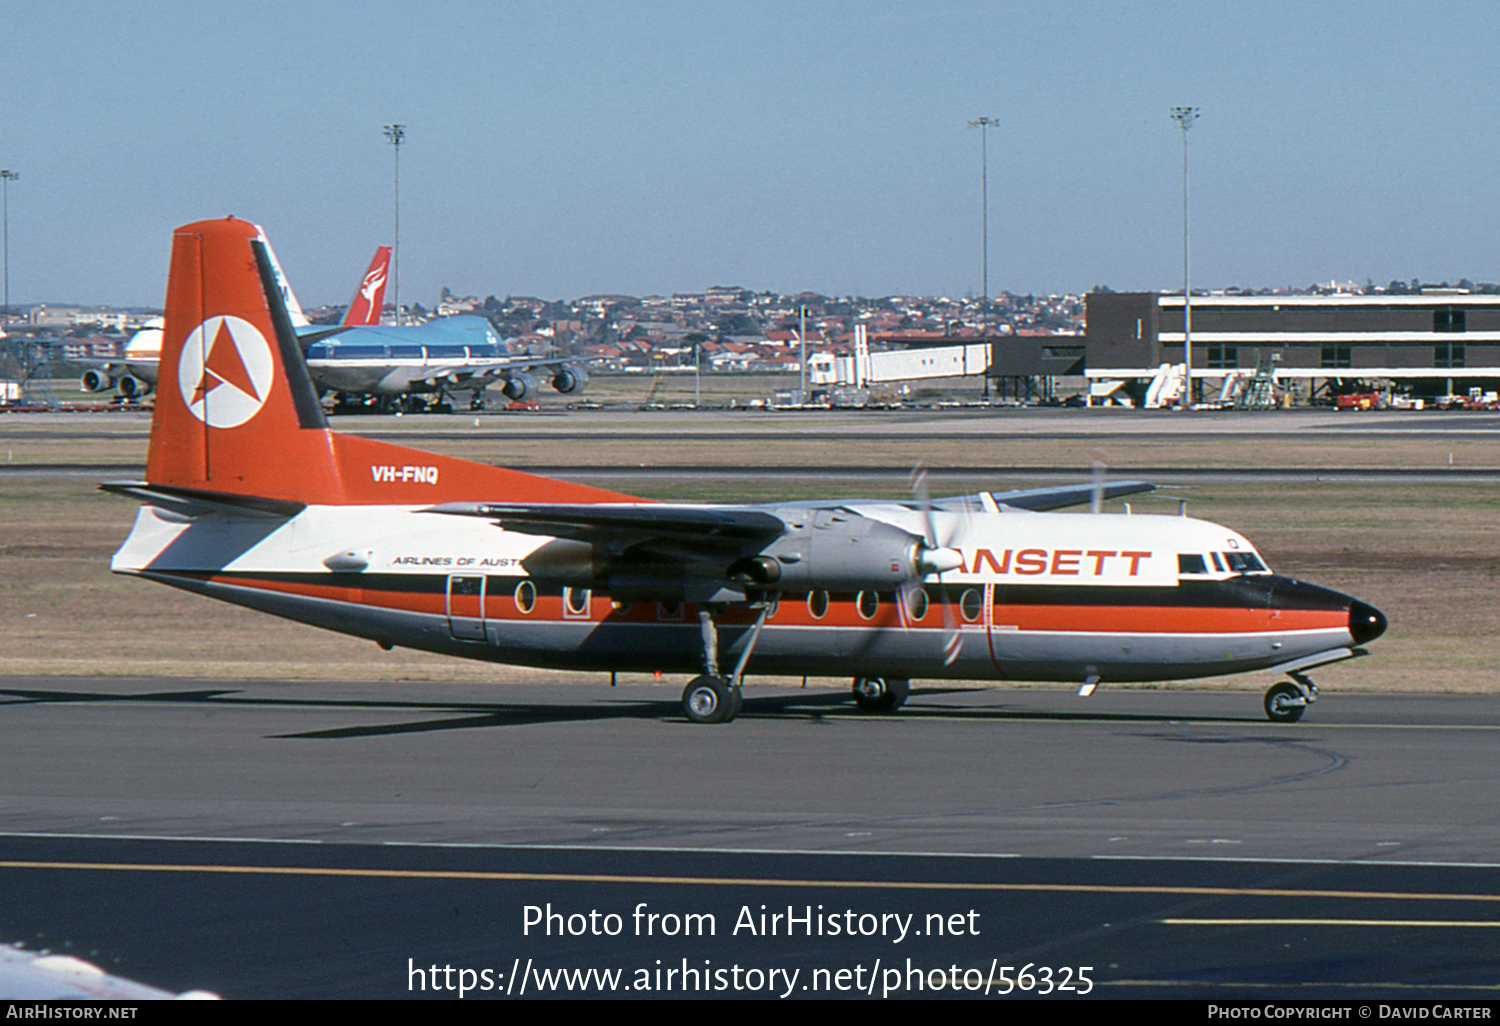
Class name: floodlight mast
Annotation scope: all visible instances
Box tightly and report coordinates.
[383,124,405,325]
[967,117,998,322]
[0,170,16,327]
[1169,106,1199,410]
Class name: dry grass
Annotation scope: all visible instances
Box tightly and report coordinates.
[1,414,1496,693]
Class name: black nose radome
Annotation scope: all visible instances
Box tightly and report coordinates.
[1349,600,1388,645]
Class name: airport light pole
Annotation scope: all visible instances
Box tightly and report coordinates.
[1169,106,1198,410]
[798,304,810,402]
[1,170,16,326]
[968,117,997,329]
[383,124,404,325]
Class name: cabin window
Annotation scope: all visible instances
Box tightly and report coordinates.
[563,587,591,617]
[960,588,983,623]
[658,601,683,620]
[1177,553,1208,574]
[856,591,879,620]
[451,576,483,597]
[905,587,929,621]
[513,579,536,614]
[807,590,829,619]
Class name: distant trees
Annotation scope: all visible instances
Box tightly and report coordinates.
[714,312,759,335]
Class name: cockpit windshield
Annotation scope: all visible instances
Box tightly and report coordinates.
[1178,550,1269,576]
[1223,551,1267,573]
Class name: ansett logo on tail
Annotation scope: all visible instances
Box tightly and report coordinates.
[178,316,274,428]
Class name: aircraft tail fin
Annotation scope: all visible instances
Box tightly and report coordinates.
[342,246,391,326]
[144,218,635,507]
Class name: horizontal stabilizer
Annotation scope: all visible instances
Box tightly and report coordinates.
[100,480,305,518]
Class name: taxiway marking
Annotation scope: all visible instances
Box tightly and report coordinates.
[4,859,1500,906]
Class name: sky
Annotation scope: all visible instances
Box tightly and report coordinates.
[3,0,1499,308]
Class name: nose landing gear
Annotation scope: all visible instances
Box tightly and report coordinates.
[1264,672,1318,723]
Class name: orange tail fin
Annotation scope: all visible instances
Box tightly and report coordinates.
[145,217,634,507]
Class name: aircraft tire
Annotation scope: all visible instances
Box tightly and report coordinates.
[852,676,909,713]
[683,676,736,724]
[1264,681,1306,723]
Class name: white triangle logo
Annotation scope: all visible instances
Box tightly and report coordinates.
[177,316,275,429]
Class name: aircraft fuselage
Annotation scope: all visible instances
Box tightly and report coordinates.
[112,501,1380,685]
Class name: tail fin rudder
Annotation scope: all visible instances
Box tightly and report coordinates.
[342,246,391,326]
[144,218,636,508]
[146,217,344,504]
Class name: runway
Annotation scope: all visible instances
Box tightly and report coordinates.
[5,677,1500,997]
[3,403,1496,999]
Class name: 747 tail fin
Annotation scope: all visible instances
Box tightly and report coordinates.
[342,246,391,326]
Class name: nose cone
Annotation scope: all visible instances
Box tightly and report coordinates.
[1349,600,1388,645]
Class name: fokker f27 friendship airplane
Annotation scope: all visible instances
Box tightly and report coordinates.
[108,218,1388,724]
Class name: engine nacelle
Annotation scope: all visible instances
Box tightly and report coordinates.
[520,511,940,603]
[80,368,115,393]
[118,374,153,398]
[551,364,588,394]
[741,516,926,593]
[501,372,538,401]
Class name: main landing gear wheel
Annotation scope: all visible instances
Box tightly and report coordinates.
[1264,681,1306,723]
[852,677,909,714]
[682,676,741,724]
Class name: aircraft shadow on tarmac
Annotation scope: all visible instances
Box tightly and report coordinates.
[0,684,1262,740]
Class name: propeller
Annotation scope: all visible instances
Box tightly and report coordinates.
[907,463,964,665]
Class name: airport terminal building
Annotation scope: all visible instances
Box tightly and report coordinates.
[990,291,1500,400]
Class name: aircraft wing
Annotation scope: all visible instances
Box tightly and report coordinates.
[426,502,785,545]
[977,480,1155,512]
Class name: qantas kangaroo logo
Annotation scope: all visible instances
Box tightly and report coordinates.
[177,316,275,429]
[360,265,387,302]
